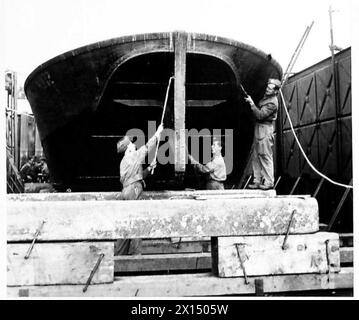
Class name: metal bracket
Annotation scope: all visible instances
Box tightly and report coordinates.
[24,220,46,259]
[83,253,105,293]
[324,239,336,283]
[235,243,249,284]
[282,210,296,250]
[176,237,182,249]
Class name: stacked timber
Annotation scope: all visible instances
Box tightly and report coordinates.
[6,190,352,297]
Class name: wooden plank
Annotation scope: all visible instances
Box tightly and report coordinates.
[174,31,186,173]
[340,247,353,264]
[339,233,353,247]
[113,99,226,107]
[7,189,276,202]
[7,197,319,241]
[140,238,211,254]
[114,253,211,273]
[212,232,340,277]
[7,242,114,286]
[7,268,353,297]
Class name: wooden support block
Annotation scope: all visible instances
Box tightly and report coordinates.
[7,196,319,241]
[212,232,340,277]
[7,242,114,286]
[7,268,353,297]
[114,253,211,273]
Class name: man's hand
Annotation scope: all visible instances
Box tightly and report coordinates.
[244,95,255,106]
[188,154,198,165]
[155,123,164,139]
[149,160,157,170]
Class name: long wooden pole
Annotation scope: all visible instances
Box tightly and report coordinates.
[151,76,174,174]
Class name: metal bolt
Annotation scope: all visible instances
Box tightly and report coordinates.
[24,220,46,259]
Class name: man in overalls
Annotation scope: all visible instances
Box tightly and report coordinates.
[115,123,163,254]
[188,138,227,190]
[244,78,281,190]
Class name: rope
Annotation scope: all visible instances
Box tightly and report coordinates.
[279,89,353,189]
[151,76,174,174]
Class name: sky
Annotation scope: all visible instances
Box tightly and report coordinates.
[1,0,355,78]
[0,0,358,298]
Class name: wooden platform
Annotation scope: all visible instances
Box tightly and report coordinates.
[7,267,353,297]
[7,191,353,297]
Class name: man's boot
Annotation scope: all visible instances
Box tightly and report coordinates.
[259,183,274,190]
[248,180,261,189]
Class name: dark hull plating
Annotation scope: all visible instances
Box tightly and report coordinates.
[25,32,282,191]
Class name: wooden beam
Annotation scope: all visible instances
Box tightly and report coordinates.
[7,242,114,286]
[139,238,211,254]
[339,233,353,247]
[340,247,353,264]
[7,268,353,297]
[114,253,211,273]
[212,232,340,277]
[7,197,319,241]
[7,189,277,202]
[113,99,226,107]
[174,31,186,173]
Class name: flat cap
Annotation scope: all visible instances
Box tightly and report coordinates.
[268,78,282,88]
[117,135,132,153]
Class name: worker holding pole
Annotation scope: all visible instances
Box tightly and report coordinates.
[188,137,227,190]
[115,76,173,255]
[244,78,281,190]
[116,124,163,200]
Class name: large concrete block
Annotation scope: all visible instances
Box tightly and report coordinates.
[7,196,319,241]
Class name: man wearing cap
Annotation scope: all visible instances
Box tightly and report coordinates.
[188,139,226,190]
[244,78,281,190]
[117,123,163,200]
[115,124,163,255]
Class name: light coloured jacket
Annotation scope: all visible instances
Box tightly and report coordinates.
[191,154,227,182]
[120,135,157,187]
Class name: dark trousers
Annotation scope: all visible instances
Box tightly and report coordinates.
[206,180,225,190]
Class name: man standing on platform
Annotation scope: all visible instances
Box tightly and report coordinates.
[244,78,281,190]
[115,123,163,254]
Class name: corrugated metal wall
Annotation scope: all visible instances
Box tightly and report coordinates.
[277,48,352,231]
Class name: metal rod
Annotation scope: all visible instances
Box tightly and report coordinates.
[329,6,343,181]
[312,177,325,198]
[274,176,282,189]
[327,179,353,231]
[289,176,302,195]
[243,175,252,189]
[24,220,46,259]
[83,253,105,293]
[288,21,314,80]
[235,244,249,284]
[282,21,314,86]
[239,83,249,98]
[282,210,296,250]
[282,26,309,82]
